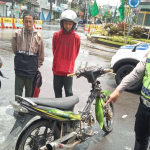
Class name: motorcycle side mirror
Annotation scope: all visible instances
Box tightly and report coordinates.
[78,61,82,69]
[85,62,88,69]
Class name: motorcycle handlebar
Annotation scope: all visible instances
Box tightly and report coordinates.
[67,68,113,78]
[67,73,76,77]
[103,69,113,73]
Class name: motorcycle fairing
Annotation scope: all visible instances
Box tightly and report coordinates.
[95,90,110,129]
[0,113,34,149]
[32,107,81,121]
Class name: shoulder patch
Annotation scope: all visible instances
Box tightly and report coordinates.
[146,58,150,63]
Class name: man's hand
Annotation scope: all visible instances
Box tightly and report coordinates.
[105,90,120,106]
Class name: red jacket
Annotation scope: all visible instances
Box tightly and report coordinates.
[52,28,80,76]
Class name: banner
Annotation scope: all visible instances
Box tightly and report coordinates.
[34,20,43,29]
[3,18,13,28]
[0,18,1,28]
[13,19,23,28]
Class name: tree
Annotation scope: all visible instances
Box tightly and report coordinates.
[98,6,101,13]
[124,0,128,4]
[18,0,26,5]
[105,10,113,22]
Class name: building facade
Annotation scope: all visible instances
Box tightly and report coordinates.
[0,1,6,17]
[37,0,69,21]
[138,0,150,11]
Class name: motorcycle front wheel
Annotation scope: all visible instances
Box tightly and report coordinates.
[15,120,60,150]
[103,101,114,133]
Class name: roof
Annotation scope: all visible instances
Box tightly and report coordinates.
[26,0,39,6]
[141,0,150,2]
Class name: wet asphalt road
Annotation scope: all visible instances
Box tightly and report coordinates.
[0,25,141,150]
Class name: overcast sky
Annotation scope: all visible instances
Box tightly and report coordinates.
[96,0,121,6]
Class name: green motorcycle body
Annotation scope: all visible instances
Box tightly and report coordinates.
[33,90,109,129]
[95,90,110,129]
[33,107,81,121]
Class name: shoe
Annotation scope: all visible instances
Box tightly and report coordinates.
[134,140,148,150]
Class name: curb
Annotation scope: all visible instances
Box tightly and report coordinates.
[81,41,117,53]
[0,42,12,51]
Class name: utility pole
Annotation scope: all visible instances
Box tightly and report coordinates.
[87,0,88,24]
[50,0,52,22]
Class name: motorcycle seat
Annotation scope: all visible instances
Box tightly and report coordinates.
[27,96,79,110]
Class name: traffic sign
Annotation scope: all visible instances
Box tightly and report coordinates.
[128,0,141,8]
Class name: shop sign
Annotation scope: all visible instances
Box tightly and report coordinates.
[0,1,6,4]
[3,18,13,23]
[35,20,42,25]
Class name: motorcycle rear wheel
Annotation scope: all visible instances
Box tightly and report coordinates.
[15,120,60,150]
[103,101,114,133]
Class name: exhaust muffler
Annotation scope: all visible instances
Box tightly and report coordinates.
[40,132,80,150]
[46,140,80,150]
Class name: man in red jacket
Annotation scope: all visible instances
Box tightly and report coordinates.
[52,10,80,98]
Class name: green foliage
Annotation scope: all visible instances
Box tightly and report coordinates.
[91,29,108,36]
[117,22,129,31]
[79,0,82,5]
[131,26,145,38]
[104,23,113,29]
[139,38,150,43]
[106,10,113,22]
[105,36,137,44]
[98,6,102,13]
[108,26,120,36]
[98,38,125,46]
[124,0,128,4]
[127,39,137,44]
[17,0,25,5]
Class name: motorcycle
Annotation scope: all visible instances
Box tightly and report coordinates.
[1,66,114,150]
[0,57,7,88]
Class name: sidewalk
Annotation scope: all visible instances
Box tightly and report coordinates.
[80,35,117,53]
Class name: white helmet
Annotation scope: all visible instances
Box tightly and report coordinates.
[60,10,77,29]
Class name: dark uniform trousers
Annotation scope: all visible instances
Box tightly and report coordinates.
[53,75,73,98]
[15,75,34,98]
[134,98,150,146]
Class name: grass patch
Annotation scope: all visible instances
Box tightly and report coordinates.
[87,35,91,39]
[98,38,125,46]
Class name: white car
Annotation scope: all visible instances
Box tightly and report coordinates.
[111,44,150,91]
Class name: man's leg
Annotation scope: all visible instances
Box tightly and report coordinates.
[134,99,150,150]
[53,75,63,98]
[63,76,73,97]
[15,75,25,99]
[25,77,34,97]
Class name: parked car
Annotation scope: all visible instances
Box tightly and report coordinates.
[110,44,150,91]
[78,19,92,24]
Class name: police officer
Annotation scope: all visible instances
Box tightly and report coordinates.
[106,54,150,150]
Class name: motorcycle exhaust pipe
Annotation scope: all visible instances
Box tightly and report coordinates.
[46,140,80,150]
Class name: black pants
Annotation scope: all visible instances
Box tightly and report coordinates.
[134,98,150,146]
[53,75,73,98]
[15,75,34,99]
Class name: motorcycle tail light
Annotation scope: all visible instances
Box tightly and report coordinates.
[0,63,3,68]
